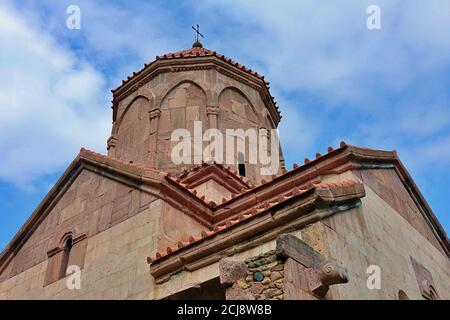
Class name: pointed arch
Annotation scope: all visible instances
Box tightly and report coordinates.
[114,96,152,164]
[114,95,151,135]
[156,78,208,109]
[218,86,260,124]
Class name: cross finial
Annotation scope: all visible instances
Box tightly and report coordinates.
[191,24,204,48]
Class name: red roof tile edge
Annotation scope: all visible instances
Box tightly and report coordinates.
[111,46,280,118]
[147,178,363,264]
[80,141,351,210]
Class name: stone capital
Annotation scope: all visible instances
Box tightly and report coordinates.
[149,108,162,120]
[206,105,220,116]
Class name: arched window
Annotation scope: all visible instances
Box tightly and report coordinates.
[237,152,246,177]
[398,290,409,300]
[59,237,72,280]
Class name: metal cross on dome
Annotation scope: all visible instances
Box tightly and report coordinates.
[191,24,204,43]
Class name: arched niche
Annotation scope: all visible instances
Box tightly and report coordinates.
[159,80,207,133]
[157,81,207,170]
[218,87,260,128]
[114,96,151,164]
[114,95,151,133]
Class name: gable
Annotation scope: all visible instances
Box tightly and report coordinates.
[192,180,233,204]
[174,163,250,195]
[0,168,157,282]
[355,168,446,256]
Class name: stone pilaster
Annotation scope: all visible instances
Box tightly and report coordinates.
[206,105,219,129]
[148,108,162,167]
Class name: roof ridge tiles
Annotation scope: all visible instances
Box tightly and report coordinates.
[79,148,164,174]
[112,46,281,119]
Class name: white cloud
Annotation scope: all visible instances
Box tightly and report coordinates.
[1,0,449,190]
[199,0,450,170]
[0,3,110,189]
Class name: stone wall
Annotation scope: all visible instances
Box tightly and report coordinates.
[309,171,450,300]
[0,170,155,283]
[0,171,206,299]
[227,251,284,300]
[0,201,161,299]
[218,234,349,300]
[153,169,450,300]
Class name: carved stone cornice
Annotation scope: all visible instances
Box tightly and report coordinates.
[47,233,87,258]
[306,260,349,297]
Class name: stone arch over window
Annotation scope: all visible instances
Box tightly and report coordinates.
[114,96,151,164]
[44,232,87,286]
[59,234,73,280]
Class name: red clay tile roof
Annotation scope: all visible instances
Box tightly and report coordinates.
[147,178,363,264]
[2,141,449,275]
[156,47,267,80]
[112,46,281,118]
[80,141,354,212]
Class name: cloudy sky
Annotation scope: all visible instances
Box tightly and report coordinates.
[0,0,449,251]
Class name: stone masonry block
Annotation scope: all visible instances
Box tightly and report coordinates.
[219,259,248,286]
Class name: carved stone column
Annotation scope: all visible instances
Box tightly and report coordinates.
[206,105,219,129]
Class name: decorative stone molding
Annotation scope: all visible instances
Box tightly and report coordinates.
[306,260,349,297]
[410,256,440,300]
[216,234,348,300]
[276,234,349,299]
[206,105,219,116]
[47,233,87,257]
[149,108,162,120]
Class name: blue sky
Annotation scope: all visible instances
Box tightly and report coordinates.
[0,0,449,251]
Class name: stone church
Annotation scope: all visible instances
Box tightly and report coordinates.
[0,40,449,300]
